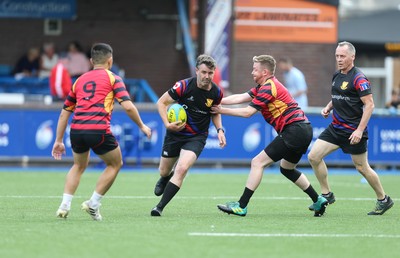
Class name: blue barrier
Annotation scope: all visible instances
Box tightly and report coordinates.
[0,77,158,103]
[0,108,399,167]
[0,77,50,94]
[124,79,158,103]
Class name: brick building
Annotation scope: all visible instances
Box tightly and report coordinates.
[0,0,338,106]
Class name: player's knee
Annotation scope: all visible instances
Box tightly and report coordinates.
[250,156,266,170]
[280,167,302,183]
[174,165,189,176]
[307,152,320,165]
[73,162,88,173]
[354,164,370,176]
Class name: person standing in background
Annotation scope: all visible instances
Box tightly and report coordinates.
[278,57,308,109]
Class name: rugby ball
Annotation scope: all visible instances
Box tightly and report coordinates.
[167,103,187,123]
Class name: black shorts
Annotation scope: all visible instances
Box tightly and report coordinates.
[70,133,119,155]
[265,122,313,164]
[318,125,367,154]
[161,132,207,158]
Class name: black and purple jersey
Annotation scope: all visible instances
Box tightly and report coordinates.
[330,66,372,137]
[168,77,223,136]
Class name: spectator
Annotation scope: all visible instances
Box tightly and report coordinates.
[278,57,308,108]
[385,89,400,110]
[62,41,91,78]
[13,47,40,79]
[39,42,59,79]
[49,62,72,100]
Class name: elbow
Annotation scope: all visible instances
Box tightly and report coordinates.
[243,111,253,118]
[367,102,375,111]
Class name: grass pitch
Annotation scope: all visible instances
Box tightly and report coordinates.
[0,168,399,258]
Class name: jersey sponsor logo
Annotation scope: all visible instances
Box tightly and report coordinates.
[340,81,348,90]
[187,96,194,101]
[332,95,350,101]
[359,82,369,91]
[205,98,214,107]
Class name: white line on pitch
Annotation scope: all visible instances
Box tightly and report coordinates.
[0,195,389,201]
[188,232,400,238]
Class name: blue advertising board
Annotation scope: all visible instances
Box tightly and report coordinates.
[0,0,76,19]
[0,109,399,166]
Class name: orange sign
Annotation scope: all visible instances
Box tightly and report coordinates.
[235,0,337,43]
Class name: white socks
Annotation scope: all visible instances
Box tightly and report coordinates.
[89,191,103,209]
[59,192,103,210]
[60,193,73,210]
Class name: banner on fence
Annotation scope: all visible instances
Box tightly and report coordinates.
[0,109,399,165]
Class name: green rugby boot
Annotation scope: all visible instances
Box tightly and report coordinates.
[217,201,247,217]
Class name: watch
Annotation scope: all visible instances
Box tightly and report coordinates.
[217,128,225,133]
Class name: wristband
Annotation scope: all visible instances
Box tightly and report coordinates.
[217,128,225,133]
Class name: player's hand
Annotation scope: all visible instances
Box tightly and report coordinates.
[210,105,221,114]
[218,131,226,148]
[52,142,65,160]
[321,107,331,118]
[141,124,152,139]
[167,121,186,132]
[349,130,362,145]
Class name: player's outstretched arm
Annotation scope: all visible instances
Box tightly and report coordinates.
[211,105,257,118]
[221,92,252,105]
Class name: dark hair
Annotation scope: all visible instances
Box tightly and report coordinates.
[91,43,113,64]
[196,54,216,70]
[69,41,84,52]
[278,57,292,65]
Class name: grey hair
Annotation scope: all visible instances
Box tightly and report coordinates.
[253,55,276,75]
[338,41,356,55]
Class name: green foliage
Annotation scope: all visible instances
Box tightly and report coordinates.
[0,170,399,258]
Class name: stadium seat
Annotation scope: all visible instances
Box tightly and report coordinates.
[0,64,12,77]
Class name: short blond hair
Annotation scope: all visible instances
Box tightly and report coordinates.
[253,55,276,75]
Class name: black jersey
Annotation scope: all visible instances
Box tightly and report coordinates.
[330,66,372,137]
[168,77,223,136]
